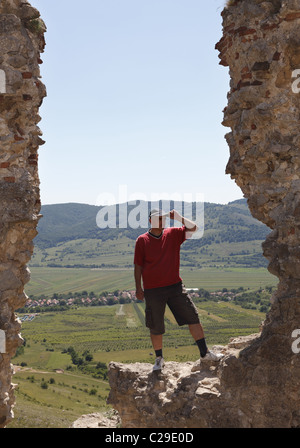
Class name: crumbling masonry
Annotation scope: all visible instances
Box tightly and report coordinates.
[0,0,46,427]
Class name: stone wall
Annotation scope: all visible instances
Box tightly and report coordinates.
[108,0,300,427]
[0,0,46,427]
[216,0,300,420]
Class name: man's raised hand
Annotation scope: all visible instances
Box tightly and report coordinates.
[169,209,182,221]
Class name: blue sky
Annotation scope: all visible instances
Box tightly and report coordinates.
[32,0,242,206]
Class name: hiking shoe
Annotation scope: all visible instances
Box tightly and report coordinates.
[191,351,224,372]
[153,356,164,371]
[201,351,224,363]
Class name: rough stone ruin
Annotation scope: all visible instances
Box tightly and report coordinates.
[108,0,300,428]
[1,0,300,429]
[0,0,46,427]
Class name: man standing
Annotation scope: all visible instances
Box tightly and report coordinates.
[134,208,223,371]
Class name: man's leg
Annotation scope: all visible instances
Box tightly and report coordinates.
[144,293,166,370]
[167,288,208,358]
[189,323,208,358]
[151,333,164,371]
[188,323,205,341]
[168,288,223,362]
[150,333,163,351]
[145,291,166,360]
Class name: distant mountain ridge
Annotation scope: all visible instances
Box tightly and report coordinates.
[31,199,271,269]
[35,198,268,246]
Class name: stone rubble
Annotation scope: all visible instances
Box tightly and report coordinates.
[70,410,121,429]
[107,335,260,428]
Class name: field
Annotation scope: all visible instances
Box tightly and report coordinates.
[25,266,278,297]
[9,298,266,428]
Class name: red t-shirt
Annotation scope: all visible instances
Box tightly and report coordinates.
[134,226,187,289]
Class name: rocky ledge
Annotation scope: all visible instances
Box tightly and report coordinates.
[107,334,268,428]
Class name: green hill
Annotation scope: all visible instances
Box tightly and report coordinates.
[30,199,271,269]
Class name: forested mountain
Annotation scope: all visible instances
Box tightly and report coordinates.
[32,199,271,269]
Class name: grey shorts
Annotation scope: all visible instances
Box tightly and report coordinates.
[144,281,200,335]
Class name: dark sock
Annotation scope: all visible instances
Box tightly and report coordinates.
[196,338,208,358]
[155,349,163,358]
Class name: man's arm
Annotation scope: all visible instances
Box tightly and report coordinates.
[134,264,144,301]
[169,209,198,233]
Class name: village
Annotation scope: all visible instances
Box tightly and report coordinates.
[21,288,241,313]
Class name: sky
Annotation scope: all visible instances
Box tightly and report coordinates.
[32,0,243,206]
